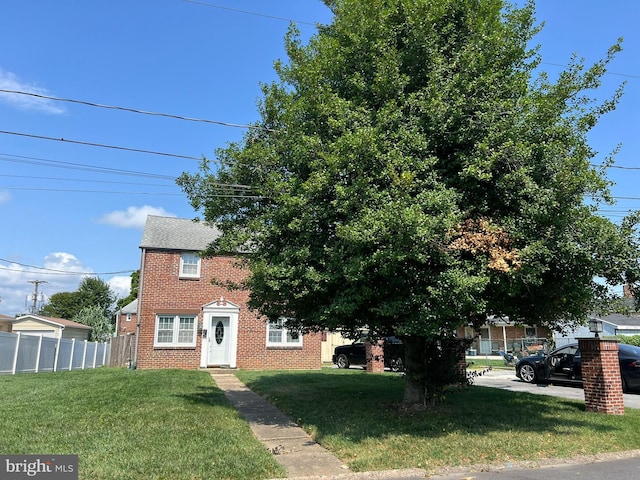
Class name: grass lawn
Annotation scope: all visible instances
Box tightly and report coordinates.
[0,368,284,480]
[237,368,640,474]
[466,357,514,370]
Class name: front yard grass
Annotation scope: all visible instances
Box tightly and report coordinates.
[0,368,284,480]
[237,368,640,474]
[466,357,514,370]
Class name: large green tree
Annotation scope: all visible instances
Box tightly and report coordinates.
[116,270,140,310]
[41,277,116,323]
[73,305,114,342]
[178,0,639,405]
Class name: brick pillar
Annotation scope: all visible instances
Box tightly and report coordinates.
[365,340,384,373]
[578,338,624,415]
[456,341,468,382]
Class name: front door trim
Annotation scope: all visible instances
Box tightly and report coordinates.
[200,299,239,368]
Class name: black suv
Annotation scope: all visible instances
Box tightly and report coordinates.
[332,336,404,371]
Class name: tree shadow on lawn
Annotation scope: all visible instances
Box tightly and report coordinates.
[175,385,233,407]
[237,370,623,445]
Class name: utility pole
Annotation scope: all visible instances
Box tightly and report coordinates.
[27,280,47,314]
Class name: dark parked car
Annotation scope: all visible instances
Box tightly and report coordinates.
[333,336,404,371]
[516,342,640,392]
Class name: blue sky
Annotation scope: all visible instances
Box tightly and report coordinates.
[0,1,638,317]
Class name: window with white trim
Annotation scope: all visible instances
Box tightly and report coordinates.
[267,318,302,347]
[180,252,201,278]
[154,314,197,347]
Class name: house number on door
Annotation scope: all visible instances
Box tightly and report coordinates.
[215,321,224,345]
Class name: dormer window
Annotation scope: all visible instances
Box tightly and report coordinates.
[180,252,201,278]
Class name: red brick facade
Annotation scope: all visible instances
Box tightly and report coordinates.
[578,338,624,415]
[365,340,385,373]
[117,312,137,335]
[136,249,321,370]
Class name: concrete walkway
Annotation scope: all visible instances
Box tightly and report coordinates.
[210,371,426,480]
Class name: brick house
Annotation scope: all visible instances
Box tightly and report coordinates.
[457,317,552,357]
[133,215,322,370]
[115,299,137,336]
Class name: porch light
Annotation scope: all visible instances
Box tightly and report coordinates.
[588,319,603,338]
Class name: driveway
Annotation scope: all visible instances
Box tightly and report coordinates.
[472,369,640,409]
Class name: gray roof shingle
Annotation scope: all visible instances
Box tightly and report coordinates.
[140,216,221,251]
[600,313,640,328]
[118,299,138,314]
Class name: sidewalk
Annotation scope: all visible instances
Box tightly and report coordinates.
[210,371,426,480]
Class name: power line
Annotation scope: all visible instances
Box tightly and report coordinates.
[0,130,202,161]
[182,0,317,26]
[0,258,135,276]
[0,186,262,198]
[0,88,272,131]
[542,62,640,80]
[0,186,183,195]
[0,173,175,187]
[1,147,634,199]
[0,152,176,179]
[607,165,640,171]
[0,152,258,191]
[183,3,638,81]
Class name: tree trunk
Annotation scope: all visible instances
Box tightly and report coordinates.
[402,335,427,406]
[401,334,471,407]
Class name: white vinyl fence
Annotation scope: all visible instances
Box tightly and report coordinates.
[0,331,110,375]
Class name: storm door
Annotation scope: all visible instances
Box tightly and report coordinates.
[207,316,230,365]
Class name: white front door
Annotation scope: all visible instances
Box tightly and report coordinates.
[207,316,231,366]
[200,299,239,368]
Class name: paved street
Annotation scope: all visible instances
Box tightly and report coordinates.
[337,364,640,407]
[430,453,640,479]
[471,368,640,409]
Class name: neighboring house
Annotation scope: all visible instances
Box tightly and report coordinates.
[134,215,322,370]
[11,314,91,340]
[555,313,640,346]
[115,299,137,336]
[457,317,552,356]
[0,314,13,333]
[463,312,640,352]
[600,313,640,336]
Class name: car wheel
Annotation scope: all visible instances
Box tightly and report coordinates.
[336,354,350,369]
[519,363,537,383]
[622,377,628,393]
[390,357,404,372]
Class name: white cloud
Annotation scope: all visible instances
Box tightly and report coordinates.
[98,205,176,229]
[0,68,66,114]
[44,252,91,274]
[0,253,90,317]
[108,275,132,302]
[0,190,11,204]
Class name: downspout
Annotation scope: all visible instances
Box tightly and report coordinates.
[114,308,120,337]
[133,247,146,369]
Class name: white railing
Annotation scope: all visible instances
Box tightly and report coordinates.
[0,331,110,375]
